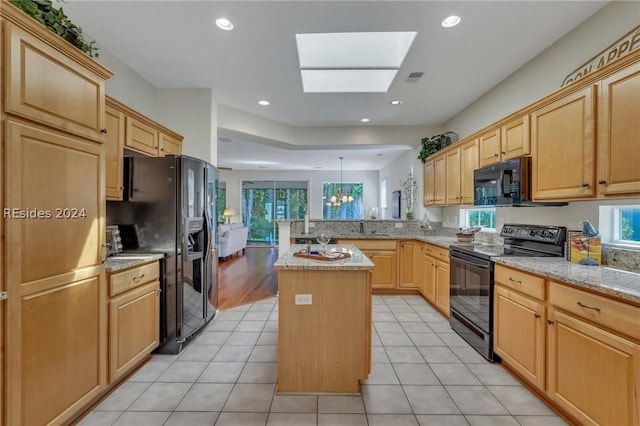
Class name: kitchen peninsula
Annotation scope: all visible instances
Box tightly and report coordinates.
[274,245,375,393]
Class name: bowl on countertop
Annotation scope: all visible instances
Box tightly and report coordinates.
[456,233,474,243]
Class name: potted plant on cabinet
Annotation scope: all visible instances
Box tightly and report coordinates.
[417,132,458,163]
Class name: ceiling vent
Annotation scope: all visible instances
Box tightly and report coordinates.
[218,137,233,143]
[406,72,424,83]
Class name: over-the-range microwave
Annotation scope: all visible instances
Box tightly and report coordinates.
[473,157,566,207]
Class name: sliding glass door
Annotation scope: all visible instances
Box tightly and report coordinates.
[242,180,307,247]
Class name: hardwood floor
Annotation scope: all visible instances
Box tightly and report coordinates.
[217,247,279,311]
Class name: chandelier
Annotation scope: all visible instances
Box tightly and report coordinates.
[327,157,354,206]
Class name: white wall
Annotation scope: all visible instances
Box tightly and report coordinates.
[157,89,218,165]
[218,169,379,223]
[443,1,640,138]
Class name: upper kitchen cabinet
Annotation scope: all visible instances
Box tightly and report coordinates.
[479,116,530,168]
[433,153,447,206]
[159,133,182,157]
[460,139,479,205]
[126,116,159,156]
[445,147,461,205]
[531,86,596,200]
[105,103,125,200]
[3,21,108,142]
[423,159,435,206]
[597,62,640,197]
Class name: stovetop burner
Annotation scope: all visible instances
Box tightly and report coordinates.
[450,224,567,261]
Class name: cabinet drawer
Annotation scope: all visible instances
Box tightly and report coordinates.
[424,244,449,263]
[339,239,397,251]
[109,261,159,297]
[549,281,640,340]
[495,265,545,300]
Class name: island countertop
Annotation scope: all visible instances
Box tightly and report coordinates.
[273,244,375,271]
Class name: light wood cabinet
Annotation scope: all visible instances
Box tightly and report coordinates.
[445,147,461,205]
[126,116,159,156]
[3,20,107,142]
[531,86,596,200]
[422,244,449,316]
[160,133,182,156]
[597,62,640,197]
[494,274,545,389]
[460,139,479,205]
[399,241,417,289]
[4,120,107,425]
[547,307,640,426]
[478,127,501,167]
[501,115,530,161]
[423,159,435,205]
[105,103,125,200]
[108,262,160,383]
[339,240,397,290]
[433,153,447,205]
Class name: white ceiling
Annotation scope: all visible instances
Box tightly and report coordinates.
[63,1,607,170]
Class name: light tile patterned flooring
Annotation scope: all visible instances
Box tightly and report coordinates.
[80,295,567,426]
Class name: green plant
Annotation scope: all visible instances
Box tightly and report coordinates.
[417,134,452,163]
[10,0,98,58]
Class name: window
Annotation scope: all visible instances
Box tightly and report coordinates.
[613,207,640,245]
[462,208,497,230]
[322,182,363,219]
[216,182,226,224]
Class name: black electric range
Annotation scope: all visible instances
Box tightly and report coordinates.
[448,224,566,362]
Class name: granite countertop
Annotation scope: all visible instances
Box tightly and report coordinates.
[274,244,375,271]
[493,257,640,304]
[105,253,164,273]
[293,233,458,250]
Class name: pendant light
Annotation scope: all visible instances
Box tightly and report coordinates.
[327,157,354,206]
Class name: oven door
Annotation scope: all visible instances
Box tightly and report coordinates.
[449,250,494,334]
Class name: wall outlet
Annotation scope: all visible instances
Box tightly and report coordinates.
[395,222,403,228]
[308,222,315,228]
[295,294,312,305]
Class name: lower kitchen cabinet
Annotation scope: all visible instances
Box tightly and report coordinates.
[422,243,450,316]
[434,259,450,317]
[339,240,397,290]
[108,261,160,383]
[399,241,418,289]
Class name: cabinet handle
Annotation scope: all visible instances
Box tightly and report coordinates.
[494,153,499,157]
[501,151,506,155]
[547,320,554,325]
[582,182,590,187]
[133,274,146,283]
[100,128,108,134]
[598,179,607,185]
[508,277,522,284]
[577,301,600,312]
[534,313,541,318]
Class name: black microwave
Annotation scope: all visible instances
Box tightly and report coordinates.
[473,157,566,207]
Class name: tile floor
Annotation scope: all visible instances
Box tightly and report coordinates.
[79,295,567,426]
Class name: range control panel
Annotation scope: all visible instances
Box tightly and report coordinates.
[501,224,566,245]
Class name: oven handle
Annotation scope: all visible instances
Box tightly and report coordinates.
[449,250,493,270]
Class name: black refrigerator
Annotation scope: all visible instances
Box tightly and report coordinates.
[108,155,218,353]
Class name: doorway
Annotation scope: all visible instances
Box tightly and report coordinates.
[241,180,308,247]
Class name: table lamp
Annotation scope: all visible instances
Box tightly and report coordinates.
[222,207,235,224]
[578,220,599,266]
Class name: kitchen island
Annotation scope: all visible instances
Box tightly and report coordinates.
[273,244,375,393]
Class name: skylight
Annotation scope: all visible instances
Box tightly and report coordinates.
[296,31,417,93]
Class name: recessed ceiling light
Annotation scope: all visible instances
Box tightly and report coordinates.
[215,18,234,31]
[441,15,461,28]
[258,100,270,106]
[360,118,370,123]
[391,100,403,105]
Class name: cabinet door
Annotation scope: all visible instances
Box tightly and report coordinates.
[414,244,425,294]
[159,133,182,157]
[478,128,501,167]
[598,62,640,196]
[4,120,106,425]
[368,250,397,289]
[433,154,447,205]
[494,286,545,389]
[4,21,107,142]
[531,86,596,200]
[399,241,417,289]
[460,139,479,205]
[547,309,640,426]
[435,260,450,317]
[501,115,530,160]
[105,104,125,200]
[109,281,160,382]
[446,148,461,205]
[423,160,435,205]
[423,255,436,303]
[125,116,159,156]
